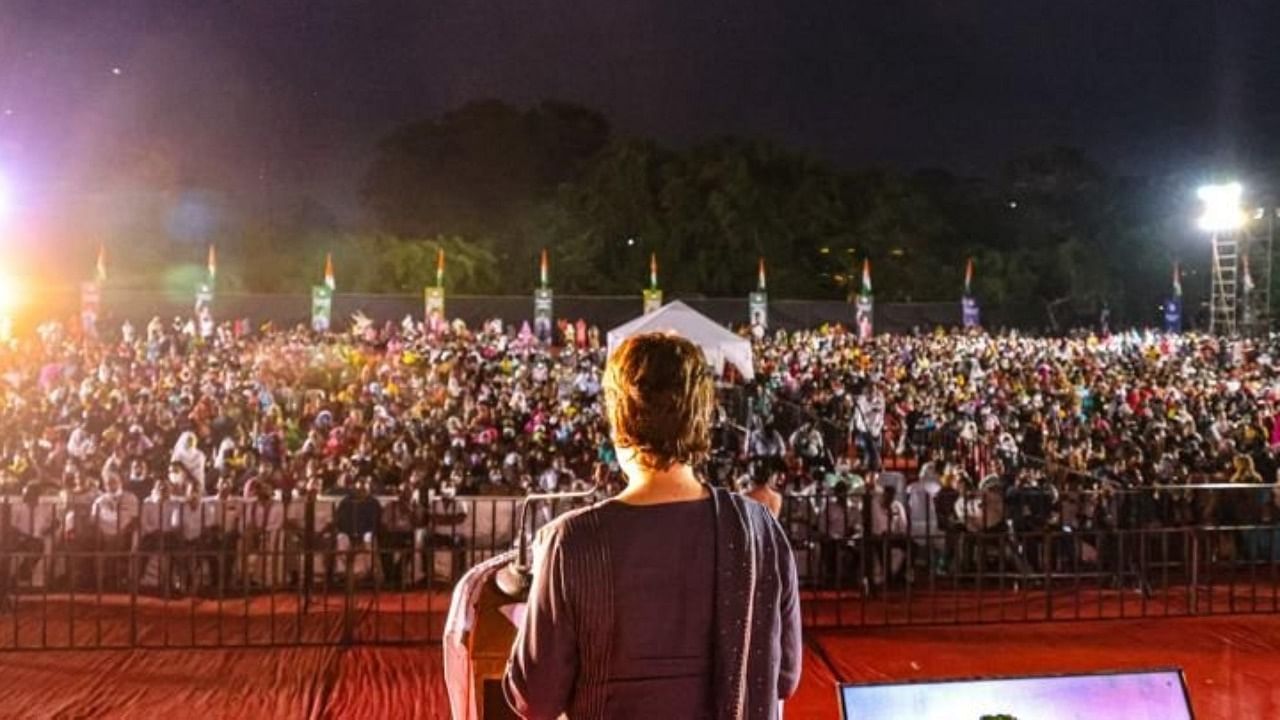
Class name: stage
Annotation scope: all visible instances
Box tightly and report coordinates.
[794,614,1280,719]
[0,613,1277,718]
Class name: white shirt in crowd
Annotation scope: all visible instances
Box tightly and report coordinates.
[91,491,141,538]
[8,501,55,539]
[537,467,561,493]
[176,498,207,541]
[140,497,183,536]
[67,426,95,462]
[906,477,941,540]
[854,392,886,437]
[747,428,786,457]
[870,496,907,536]
[201,496,243,533]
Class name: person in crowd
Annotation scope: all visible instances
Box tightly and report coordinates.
[379,481,421,586]
[869,483,908,588]
[74,471,140,589]
[2,307,1280,609]
[242,480,285,587]
[933,465,964,574]
[789,419,828,472]
[743,465,783,518]
[746,421,787,476]
[504,333,801,720]
[818,480,856,588]
[200,478,242,590]
[125,458,153,501]
[171,432,207,496]
[1,483,52,606]
[138,480,183,593]
[906,460,943,566]
[333,476,382,580]
[853,381,886,472]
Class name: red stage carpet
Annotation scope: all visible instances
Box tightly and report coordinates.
[0,645,449,720]
[800,614,1280,719]
[2,612,1279,718]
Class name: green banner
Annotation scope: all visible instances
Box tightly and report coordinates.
[311,285,333,332]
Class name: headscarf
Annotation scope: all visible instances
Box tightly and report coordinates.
[171,431,207,488]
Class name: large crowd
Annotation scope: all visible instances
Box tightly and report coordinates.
[2,314,1280,595]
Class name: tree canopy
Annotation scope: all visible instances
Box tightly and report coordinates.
[83,99,1228,329]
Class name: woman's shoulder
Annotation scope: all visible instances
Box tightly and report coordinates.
[712,486,787,534]
[533,500,613,548]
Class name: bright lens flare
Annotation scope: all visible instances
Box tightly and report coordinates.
[1197,182,1245,233]
[0,272,23,312]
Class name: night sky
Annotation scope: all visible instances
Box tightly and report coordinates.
[1,0,1278,224]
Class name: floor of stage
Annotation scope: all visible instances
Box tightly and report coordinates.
[797,614,1280,719]
[1,614,1278,718]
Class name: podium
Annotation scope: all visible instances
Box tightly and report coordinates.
[445,553,528,720]
[466,576,525,719]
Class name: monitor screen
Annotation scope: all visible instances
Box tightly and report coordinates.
[839,668,1193,720]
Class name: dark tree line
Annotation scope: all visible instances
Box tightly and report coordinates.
[90,98,1258,329]
[353,100,1212,328]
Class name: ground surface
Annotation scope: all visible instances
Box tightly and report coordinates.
[1,600,1278,718]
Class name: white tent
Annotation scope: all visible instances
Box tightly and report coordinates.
[606,301,754,380]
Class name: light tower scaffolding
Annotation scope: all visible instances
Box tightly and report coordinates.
[1199,183,1274,336]
[1209,230,1238,336]
[1240,206,1276,335]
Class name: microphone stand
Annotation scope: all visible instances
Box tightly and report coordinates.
[494,480,602,598]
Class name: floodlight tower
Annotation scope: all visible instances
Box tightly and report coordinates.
[1197,183,1246,335]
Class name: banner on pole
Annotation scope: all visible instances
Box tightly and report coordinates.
[81,282,101,336]
[311,285,333,332]
[856,295,874,339]
[1164,296,1182,333]
[195,284,214,314]
[643,288,663,314]
[962,295,981,328]
[534,288,554,343]
[749,291,768,328]
[424,286,445,329]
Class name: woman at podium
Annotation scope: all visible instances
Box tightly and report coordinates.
[503,333,802,719]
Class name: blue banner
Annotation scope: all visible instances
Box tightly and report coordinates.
[962,295,980,328]
[1163,296,1182,333]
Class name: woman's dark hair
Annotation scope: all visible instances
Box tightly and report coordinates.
[603,333,715,470]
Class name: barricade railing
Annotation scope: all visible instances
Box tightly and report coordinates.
[0,491,596,650]
[1,484,1277,649]
[786,483,1280,628]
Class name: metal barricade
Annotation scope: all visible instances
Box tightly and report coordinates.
[787,482,1280,628]
[0,491,562,651]
[2,484,1277,649]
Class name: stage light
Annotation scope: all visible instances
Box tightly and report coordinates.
[0,172,9,222]
[1196,182,1245,233]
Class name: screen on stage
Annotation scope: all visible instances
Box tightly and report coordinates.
[839,668,1193,720]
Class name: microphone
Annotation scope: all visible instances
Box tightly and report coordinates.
[494,477,603,598]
